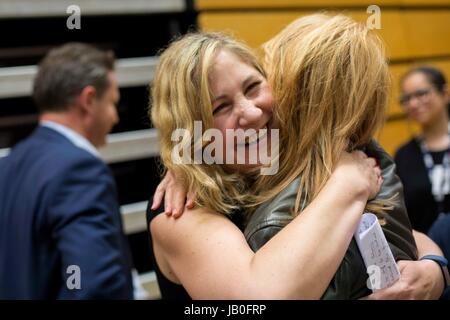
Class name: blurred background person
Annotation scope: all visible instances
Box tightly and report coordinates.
[395,66,450,298]
[395,66,450,233]
[0,43,134,299]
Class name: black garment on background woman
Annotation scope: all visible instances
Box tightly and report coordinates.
[395,138,450,233]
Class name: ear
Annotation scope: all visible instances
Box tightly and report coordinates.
[77,85,97,115]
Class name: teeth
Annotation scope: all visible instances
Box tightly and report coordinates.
[245,127,268,146]
[246,133,259,144]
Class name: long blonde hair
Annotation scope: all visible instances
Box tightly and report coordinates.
[253,14,392,216]
[150,32,265,215]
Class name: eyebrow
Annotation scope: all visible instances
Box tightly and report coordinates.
[211,94,227,104]
[242,74,258,89]
[211,74,259,104]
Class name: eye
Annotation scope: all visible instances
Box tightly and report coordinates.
[399,94,410,105]
[245,81,261,96]
[416,89,429,97]
[213,103,230,115]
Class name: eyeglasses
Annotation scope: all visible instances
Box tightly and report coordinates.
[399,88,433,106]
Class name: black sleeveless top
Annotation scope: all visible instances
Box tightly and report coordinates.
[146,202,191,300]
[146,198,245,300]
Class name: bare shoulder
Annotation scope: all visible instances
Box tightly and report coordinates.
[150,207,239,253]
[150,208,256,297]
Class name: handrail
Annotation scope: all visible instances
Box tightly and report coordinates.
[121,201,149,234]
[0,57,158,99]
[0,0,185,18]
[0,128,160,162]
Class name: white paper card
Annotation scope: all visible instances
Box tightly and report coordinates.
[354,213,400,292]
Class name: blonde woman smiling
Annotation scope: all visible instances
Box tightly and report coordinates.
[149,31,382,299]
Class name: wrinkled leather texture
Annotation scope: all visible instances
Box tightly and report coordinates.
[244,140,418,299]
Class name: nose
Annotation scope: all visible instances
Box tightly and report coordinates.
[237,98,263,128]
[407,96,422,110]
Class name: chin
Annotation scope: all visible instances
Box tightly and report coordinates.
[92,137,106,149]
[97,140,107,148]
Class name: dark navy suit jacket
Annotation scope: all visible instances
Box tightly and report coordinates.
[0,126,133,299]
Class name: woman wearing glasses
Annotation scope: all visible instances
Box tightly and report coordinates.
[395,66,450,233]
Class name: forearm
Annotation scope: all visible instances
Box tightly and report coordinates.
[412,230,445,298]
[251,178,367,299]
[413,230,444,257]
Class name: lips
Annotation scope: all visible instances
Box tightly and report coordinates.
[245,126,268,146]
[231,123,270,148]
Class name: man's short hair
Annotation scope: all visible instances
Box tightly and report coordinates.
[33,42,115,113]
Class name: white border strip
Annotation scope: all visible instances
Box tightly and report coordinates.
[0,65,37,99]
[0,148,10,158]
[0,128,160,163]
[138,271,161,300]
[0,0,185,18]
[121,201,149,234]
[116,57,158,89]
[0,57,158,99]
[99,129,160,163]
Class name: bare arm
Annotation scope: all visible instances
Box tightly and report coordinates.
[412,231,445,298]
[151,152,381,299]
[414,230,444,257]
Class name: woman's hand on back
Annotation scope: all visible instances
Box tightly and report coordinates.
[151,170,195,218]
[332,150,383,201]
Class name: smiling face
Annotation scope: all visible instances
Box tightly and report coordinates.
[401,72,449,126]
[209,49,274,173]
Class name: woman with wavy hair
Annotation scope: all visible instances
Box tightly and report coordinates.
[149,15,445,299]
[243,13,418,299]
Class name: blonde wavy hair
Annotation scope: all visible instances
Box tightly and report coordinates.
[252,14,393,216]
[150,32,265,215]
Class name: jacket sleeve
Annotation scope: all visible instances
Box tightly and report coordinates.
[244,179,298,251]
[325,140,418,299]
[324,140,418,299]
[47,155,134,299]
[247,225,284,252]
[365,140,418,261]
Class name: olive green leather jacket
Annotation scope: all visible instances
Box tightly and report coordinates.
[244,140,418,299]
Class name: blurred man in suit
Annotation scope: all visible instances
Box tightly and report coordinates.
[0,43,133,299]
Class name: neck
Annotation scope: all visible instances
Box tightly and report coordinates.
[423,112,449,140]
[40,112,90,141]
[422,112,449,150]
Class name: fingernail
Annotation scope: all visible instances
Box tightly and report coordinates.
[172,209,178,216]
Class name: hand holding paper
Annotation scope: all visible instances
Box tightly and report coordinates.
[354,213,400,292]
